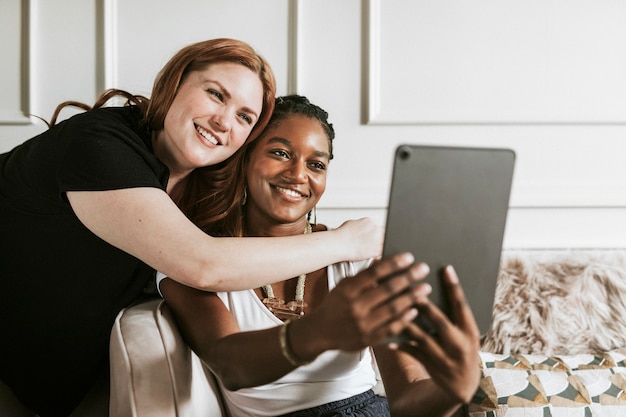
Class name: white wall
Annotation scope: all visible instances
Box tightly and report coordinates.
[2,0,625,249]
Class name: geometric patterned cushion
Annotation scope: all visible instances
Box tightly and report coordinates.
[468,349,626,417]
[471,250,626,416]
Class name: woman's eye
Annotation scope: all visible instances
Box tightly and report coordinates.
[239,113,253,125]
[208,89,223,101]
[271,149,289,158]
[310,161,327,171]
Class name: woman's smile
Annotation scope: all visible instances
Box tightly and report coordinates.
[272,184,309,201]
[195,125,220,146]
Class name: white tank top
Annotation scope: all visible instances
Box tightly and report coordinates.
[157,259,377,417]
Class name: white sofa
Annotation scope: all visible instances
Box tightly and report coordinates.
[109,299,229,417]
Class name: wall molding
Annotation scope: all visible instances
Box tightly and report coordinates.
[287,0,300,94]
[96,0,117,93]
[364,0,626,125]
[362,0,380,125]
[319,181,626,209]
[0,0,31,125]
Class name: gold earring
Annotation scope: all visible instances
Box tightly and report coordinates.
[241,188,247,206]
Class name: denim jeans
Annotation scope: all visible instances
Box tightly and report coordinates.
[277,389,390,417]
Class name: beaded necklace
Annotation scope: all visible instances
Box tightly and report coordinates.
[261,222,312,320]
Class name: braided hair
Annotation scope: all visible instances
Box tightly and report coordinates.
[264,95,335,160]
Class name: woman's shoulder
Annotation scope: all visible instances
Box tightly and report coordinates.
[58,106,150,149]
[67,106,143,129]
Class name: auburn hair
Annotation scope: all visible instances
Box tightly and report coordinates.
[47,38,276,236]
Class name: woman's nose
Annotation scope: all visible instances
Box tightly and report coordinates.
[211,108,232,132]
[286,160,307,182]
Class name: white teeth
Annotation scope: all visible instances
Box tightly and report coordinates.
[276,186,305,198]
[196,126,219,145]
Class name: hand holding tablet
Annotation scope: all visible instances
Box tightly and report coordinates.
[382,145,515,341]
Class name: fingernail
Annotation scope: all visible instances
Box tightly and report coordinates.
[408,263,429,282]
[398,253,415,267]
[405,308,418,321]
[414,283,432,297]
[446,265,459,284]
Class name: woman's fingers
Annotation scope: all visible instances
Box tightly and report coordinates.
[441,266,480,342]
[401,265,479,343]
[363,279,434,343]
[342,252,416,296]
[393,266,480,353]
[320,258,480,350]
[400,298,450,357]
[353,260,430,328]
[352,255,429,301]
[317,254,436,348]
[367,307,419,343]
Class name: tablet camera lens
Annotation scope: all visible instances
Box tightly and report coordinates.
[398,146,412,160]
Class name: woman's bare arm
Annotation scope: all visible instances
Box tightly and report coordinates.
[67,187,382,291]
[160,278,295,390]
[161,254,430,391]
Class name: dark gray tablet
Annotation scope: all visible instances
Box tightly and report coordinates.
[383,145,515,339]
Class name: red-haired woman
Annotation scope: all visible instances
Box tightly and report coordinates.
[0,39,382,417]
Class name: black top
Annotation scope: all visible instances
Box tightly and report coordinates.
[0,106,169,416]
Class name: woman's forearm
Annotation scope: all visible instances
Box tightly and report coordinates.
[183,227,378,291]
[161,278,302,390]
[161,279,324,391]
[202,326,304,391]
[69,187,382,292]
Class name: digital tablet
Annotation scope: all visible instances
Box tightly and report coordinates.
[383,145,515,339]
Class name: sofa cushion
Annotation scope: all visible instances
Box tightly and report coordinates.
[469,349,626,416]
[109,299,229,417]
[470,249,626,416]
[482,250,626,356]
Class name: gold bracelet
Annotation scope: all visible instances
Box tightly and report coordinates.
[279,319,311,367]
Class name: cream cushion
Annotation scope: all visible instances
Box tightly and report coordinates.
[109,299,229,417]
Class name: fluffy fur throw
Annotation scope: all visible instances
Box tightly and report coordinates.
[481,250,626,356]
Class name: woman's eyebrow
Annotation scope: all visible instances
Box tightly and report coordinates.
[314,150,331,159]
[267,137,292,146]
[267,137,330,159]
[241,105,259,119]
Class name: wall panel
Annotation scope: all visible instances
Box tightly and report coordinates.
[297,0,626,248]
[0,0,100,151]
[0,0,29,125]
[109,0,291,97]
[366,0,626,124]
[1,0,624,249]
